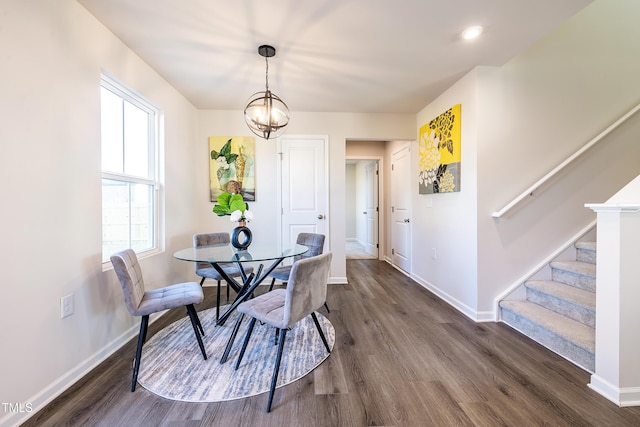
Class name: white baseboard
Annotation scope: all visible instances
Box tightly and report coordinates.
[410,271,494,322]
[589,374,640,407]
[329,276,348,284]
[1,312,165,427]
[381,258,493,322]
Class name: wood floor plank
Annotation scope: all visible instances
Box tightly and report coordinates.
[22,259,640,426]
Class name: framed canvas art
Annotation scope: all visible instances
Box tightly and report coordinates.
[418,104,461,194]
[209,136,255,201]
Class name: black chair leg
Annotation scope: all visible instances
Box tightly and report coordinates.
[199,277,206,286]
[131,314,149,392]
[189,306,205,336]
[186,305,207,360]
[311,312,331,353]
[267,328,287,412]
[216,280,222,321]
[268,277,276,292]
[221,313,244,364]
[235,317,257,370]
[323,302,330,313]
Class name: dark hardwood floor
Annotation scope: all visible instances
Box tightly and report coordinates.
[23,259,640,426]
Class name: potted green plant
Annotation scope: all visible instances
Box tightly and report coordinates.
[212,192,253,224]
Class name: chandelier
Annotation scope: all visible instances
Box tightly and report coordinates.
[244,45,290,140]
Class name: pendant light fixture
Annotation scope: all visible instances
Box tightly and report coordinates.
[244,45,290,140]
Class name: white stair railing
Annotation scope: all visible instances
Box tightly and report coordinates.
[492,103,640,218]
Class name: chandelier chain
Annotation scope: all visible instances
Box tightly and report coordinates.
[264,55,269,91]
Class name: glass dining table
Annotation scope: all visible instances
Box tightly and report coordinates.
[173,243,308,326]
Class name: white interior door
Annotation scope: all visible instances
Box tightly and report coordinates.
[278,135,328,258]
[364,161,379,257]
[391,145,411,272]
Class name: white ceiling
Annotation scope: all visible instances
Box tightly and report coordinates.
[78,0,592,114]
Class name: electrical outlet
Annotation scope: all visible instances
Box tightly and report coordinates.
[61,294,74,319]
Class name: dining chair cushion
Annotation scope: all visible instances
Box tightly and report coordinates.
[238,252,331,329]
[134,282,204,317]
[196,264,249,281]
[238,288,286,327]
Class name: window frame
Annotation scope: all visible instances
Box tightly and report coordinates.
[100,72,162,266]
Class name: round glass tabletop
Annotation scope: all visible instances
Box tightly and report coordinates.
[173,243,308,264]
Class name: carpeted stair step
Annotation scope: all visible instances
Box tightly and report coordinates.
[525,280,595,327]
[575,241,596,264]
[500,300,595,372]
[550,260,596,292]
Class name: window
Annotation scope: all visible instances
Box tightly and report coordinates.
[101,73,160,263]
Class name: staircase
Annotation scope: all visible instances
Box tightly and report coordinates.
[500,241,596,372]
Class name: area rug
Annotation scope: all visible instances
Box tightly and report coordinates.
[137,305,335,402]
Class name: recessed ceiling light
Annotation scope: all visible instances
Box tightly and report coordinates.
[462,26,483,40]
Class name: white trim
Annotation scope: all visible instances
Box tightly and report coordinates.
[100,71,162,265]
[383,258,493,322]
[589,374,640,407]
[2,312,166,427]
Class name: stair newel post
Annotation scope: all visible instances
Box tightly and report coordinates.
[586,197,640,407]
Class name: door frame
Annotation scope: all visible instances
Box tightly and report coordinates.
[276,134,330,251]
[346,155,384,260]
[390,143,412,273]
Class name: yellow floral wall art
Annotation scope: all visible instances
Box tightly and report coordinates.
[209,136,255,201]
[418,104,461,194]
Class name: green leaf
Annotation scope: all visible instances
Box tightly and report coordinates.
[228,194,246,212]
[220,139,232,157]
[212,205,229,216]
[217,192,232,208]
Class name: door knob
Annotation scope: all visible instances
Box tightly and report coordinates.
[318,214,325,219]
[404,218,410,223]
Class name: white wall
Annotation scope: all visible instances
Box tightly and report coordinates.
[0,4,415,421]
[413,70,480,319]
[0,1,199,425]
[410,0,640,321]
[196,111,415,283]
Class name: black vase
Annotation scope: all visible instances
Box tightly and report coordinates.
[231,224,252,249]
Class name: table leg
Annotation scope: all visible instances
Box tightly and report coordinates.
[215,256,286,326]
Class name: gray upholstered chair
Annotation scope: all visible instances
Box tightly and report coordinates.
[110,249,207,392]
[268,232,330,312]
[193,232,254,321]
[233,251,333,412]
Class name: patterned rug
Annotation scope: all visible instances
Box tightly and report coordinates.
[137,305,335,402]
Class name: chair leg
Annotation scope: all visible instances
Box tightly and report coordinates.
[131,315,149,392]
[311,312,331,354]
[199,277,206,287]
[268,277,276,292]
[221,313,244,364]
[323,302,330,313]
[186,305,207,360]
[190,306,205,337]
[267,328,287,412]
[235,317,257,370]
[216,280,222,321]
